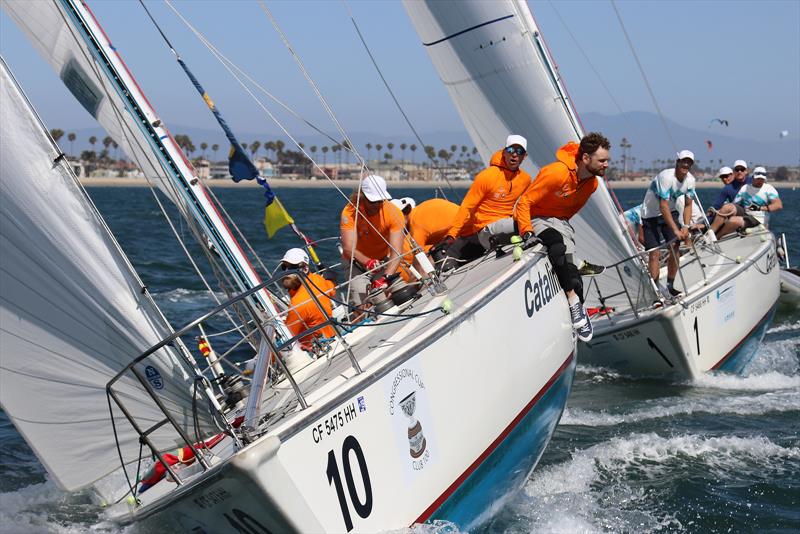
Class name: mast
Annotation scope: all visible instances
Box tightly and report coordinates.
[59,0,291,341]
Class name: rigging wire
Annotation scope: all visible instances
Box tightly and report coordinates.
[610,0,677,152]
[58,1,256,350]
[341,0,458,202]
[546,0,637,136]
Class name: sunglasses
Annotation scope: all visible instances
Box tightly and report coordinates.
[504,146,526,156]
[719,173,732,179]
[281,263,301,271]
[734,166,746,172]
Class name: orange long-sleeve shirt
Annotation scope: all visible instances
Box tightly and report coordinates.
[514,142,598,235]
[447,150,531,238]
[285,272,336,349]
[408,198,460,251]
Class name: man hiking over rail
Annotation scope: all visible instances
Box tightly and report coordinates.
[513,132,611,342]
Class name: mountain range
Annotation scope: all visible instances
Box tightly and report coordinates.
[60,111,798,168]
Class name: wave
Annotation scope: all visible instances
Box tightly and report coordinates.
[767,320,800,333]
[561,388,800,426]
[514,433,799,533]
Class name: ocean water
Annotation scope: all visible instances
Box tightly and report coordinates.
[0,185,797,533]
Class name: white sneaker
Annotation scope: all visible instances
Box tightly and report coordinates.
[569,299,588,329]
[576,313,593,342]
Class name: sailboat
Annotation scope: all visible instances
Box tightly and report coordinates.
[404,0,781,379]
[1,0,576,531]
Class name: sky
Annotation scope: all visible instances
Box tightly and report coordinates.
[1,0,798,151]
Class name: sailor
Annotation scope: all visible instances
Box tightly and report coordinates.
[408,198,460,253]
[623,203,644,245]
[390,197,416,224]
[339,174,409,305]
[437,135,532,268]
[640,149,697,298]
[717,166,734,186]
[674,194,707,233]
[280,248,336,351]
[709,166,782,238]
[712,159,749,210]
[513,132,611,342]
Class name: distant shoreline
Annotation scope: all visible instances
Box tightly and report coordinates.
[79,177,800,189]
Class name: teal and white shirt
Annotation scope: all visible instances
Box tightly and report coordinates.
[623,204,642,229]
[674,195,705,227]
[734,183,779,208]
[641,169,697,219]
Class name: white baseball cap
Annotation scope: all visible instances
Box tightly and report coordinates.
[752,166,767,179]
[717,166,733,177]
[734,159,748,169]
[676,149,695,161]
[361,174,391,202]
[281,248,309,266]
[505,134,527,151]
[390,197,416,212]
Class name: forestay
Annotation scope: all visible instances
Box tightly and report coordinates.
[0,58,217,492]
[404,0,655,309]
[3,0,189,218]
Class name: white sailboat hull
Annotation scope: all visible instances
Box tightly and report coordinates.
[581,234,780,379]
[118,253,576,532]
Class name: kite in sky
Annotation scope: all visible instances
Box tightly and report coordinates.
[708,118,729,128]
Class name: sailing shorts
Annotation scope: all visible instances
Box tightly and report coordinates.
[642,211,679,250]
[732,204,762,229]
[532,217,576,256]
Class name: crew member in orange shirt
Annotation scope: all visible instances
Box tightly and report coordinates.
[340,175,408,304]
[280,248,336,352]
[407,198,460,252]
[439,135,532,267]
[513,132,610,342]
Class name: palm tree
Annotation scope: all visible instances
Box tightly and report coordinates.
[250,141,261,159]
[310,145,318,159]
[112,141,119,161]
[342,140,353,164]
[67,132,76,156]
[438,149,451,164]
[400,143,407,163]
[264,141,276,161]
[410,144,417,163]
[49,129,64,144]
[386,142,394,161]
[212,143,220,162]
[375,144,383,160]
[275,140,285,161]
[200,142,208,159]
[321,145,329,165]
[365,143,373,162]
[88,135,97,150]
[424,145,435,162]
[450,144,457,156]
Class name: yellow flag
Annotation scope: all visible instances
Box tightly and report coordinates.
[263,197,294,238]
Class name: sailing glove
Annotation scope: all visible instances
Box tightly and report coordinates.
[364,258,381,272]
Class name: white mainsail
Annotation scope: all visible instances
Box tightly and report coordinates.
[404,0,655,308]
[0,57,216,492]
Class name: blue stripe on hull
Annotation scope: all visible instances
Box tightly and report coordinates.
[429,357,576,529]
[715,305,777,374]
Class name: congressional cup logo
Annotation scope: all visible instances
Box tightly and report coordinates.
[387,365,434,475]
[399,391,427,458]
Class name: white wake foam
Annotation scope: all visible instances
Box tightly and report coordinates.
[562,388,800,426]
[516,433,799,533]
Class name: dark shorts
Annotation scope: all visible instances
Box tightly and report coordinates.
[642,211,679,250]
[733,204,761,228]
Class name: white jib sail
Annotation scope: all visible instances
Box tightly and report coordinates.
[404,0,655,309]
[3,0,292,338]
[0,57,217,493]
